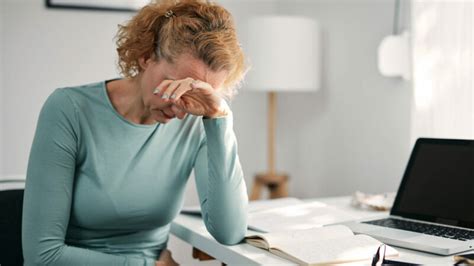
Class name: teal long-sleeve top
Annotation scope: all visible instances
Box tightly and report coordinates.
[22,80,249,265]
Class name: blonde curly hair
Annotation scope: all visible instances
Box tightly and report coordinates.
[115,0,247,99]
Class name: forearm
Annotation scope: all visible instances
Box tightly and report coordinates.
[200,115,249,245]
[22,240,155,266]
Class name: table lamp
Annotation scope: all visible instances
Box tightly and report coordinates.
[245,16,321,200]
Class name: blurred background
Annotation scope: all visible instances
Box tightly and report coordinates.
[0,0,472,264]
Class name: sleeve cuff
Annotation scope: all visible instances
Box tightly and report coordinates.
[202,112,233,133]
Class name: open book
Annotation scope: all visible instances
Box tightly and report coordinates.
[245,225,398,265]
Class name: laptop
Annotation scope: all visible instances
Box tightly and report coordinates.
[345,138,474,255]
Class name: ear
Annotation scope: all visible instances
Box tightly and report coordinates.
[138,53,157,71]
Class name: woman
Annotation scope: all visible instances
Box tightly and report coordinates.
[21,0,249,265]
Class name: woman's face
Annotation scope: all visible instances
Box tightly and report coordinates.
[138,53,228,108]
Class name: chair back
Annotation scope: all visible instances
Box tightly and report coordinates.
[0,178,25,266]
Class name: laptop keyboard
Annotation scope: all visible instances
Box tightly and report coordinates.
[363,218,474,241]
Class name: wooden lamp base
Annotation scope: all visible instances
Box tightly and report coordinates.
[250,172,289,200]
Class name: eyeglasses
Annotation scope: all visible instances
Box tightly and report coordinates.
[371,244,420,266]
[371,244,386,266]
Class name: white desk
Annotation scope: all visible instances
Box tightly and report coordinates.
[171,196,458,265]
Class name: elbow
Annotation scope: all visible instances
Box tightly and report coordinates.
[23,239,63,265]
[23,245,47,265]
[23,254,46,266]
[212,227,247,246]
[23,246,41,265]
[208,216,248,246]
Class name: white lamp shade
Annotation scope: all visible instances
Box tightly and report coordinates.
[245,16,321,92]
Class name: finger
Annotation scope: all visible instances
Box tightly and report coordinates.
[149,99,173,111]
[161,80,182,101]
[153,80,173,96]
[162,106,176,119]
[159,250,178,266]
[172,100,187,112]
[151,113,171,123]
[171,104,187,119]
[151,80,174,109]
[160,249,172,258]
[190,80,214,91]
[170,78,194,101]
[150,109,172,123]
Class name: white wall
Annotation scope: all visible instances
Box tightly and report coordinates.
[269,0,413,197]
[411,0,474,141]
[0,0,3,176]
[1,0,130,177]
[0,0,4,176]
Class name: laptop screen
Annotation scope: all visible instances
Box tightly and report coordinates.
[391,138,474,228]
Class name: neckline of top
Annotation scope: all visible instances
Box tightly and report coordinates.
[101,79,160,129]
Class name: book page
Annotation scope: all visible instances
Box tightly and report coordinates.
[271,234,398,265]
[248,201,357,232]
[246,225,353,250]
[181,197,304,215]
